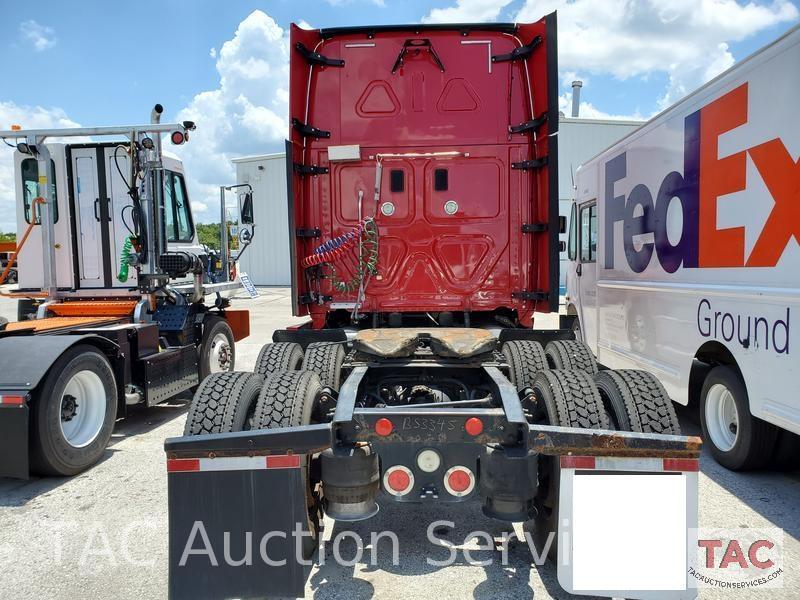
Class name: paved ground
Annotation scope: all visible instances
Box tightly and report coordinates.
[0,287,797,599]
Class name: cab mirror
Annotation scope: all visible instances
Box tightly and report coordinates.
[559,215,567,234]
[240,191,254,224]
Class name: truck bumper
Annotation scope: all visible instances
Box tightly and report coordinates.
[0,404,30,479]
[165,410,701,600]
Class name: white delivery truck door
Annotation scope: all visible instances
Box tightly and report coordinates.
[72,148,103,287]
[576,201,599,350]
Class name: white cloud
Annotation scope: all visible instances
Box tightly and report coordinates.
[0,102,81,232]
[19,20,57,51]
[191,200,209,213]
[422,0,513,23]
[209,47,217,58]
[170,10,291,223]
[515,0,798,108]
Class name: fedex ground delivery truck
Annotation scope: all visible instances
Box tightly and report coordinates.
[565,24,799,470]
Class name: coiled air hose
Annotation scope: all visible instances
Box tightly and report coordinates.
[117,236,134,282]
[302,224,364,268]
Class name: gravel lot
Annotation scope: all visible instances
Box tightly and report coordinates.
[0,287,797,599]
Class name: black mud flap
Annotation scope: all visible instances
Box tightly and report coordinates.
[0,404,29,479]
[168,460,314,600]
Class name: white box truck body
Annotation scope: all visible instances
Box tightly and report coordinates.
[565,25,800,469]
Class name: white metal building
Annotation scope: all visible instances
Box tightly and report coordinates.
[232,117,641,286]
[556,117,642,291]
[232,153,291,286]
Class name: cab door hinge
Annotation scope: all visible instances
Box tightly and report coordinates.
[512,156,548,170]
[291,118,331,139]
[294,43,345,67]
[512,291,549,302]
[296,228,321,238]
[492,36,542,63]
[293,163,329,176]
[509,113,548,135]
[521,223,548,233]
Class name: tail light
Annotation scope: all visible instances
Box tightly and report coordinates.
[443,466,475,497]
[383,465,414,496]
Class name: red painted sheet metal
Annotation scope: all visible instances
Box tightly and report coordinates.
[289,15,558,326]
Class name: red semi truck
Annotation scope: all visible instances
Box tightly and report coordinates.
[166,14,701,599]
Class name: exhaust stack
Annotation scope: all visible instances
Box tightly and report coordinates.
[151,103,163,124]
[571,80,582,117]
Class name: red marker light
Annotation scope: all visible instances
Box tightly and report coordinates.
[375,418,393,436]
[171,131,185,145]
[465,417,483,436]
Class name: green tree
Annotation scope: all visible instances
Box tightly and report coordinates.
[196,223,221,250]
[195,222,240,251]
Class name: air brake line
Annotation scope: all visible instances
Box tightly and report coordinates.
[301,151,466,306]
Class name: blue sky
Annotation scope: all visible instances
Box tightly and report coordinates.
[0,0,798,228]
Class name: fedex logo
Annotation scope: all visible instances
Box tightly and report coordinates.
[605,83,799,273]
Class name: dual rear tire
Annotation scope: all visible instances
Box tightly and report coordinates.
[528,369,608,561]
[254,341,345,392]
[503,339,682,562]
[184,354,322,558]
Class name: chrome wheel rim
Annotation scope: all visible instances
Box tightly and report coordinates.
[60,370,106,448]
[705,383,739,452]
[209,333,232,373]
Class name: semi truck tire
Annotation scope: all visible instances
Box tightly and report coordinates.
[252,370,323,557]
[502,340,547,391]
[30,344,117,476]
[544,340,598,375]
[184,371,264,435]
[700,366,777,470]
[529,370,608,561]
[301,342,345,392]
[199,316,235,378]
[594,369,681,434]
[254,342,304,377]
[253,370,322,429]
